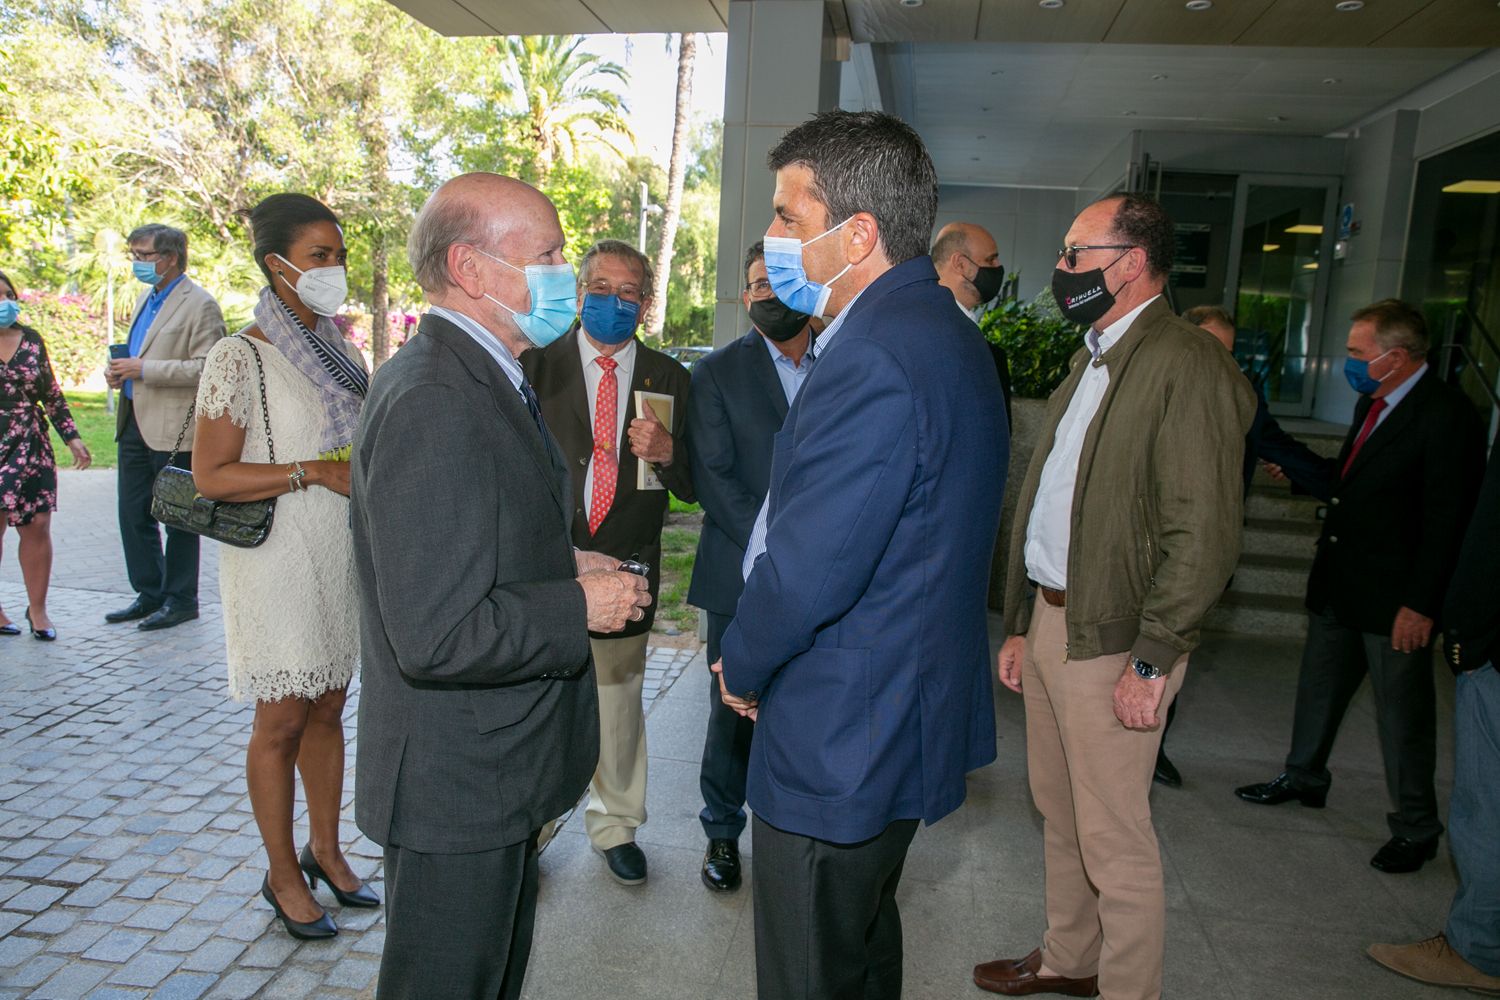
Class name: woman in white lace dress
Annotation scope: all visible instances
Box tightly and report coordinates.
[192,194,377,939]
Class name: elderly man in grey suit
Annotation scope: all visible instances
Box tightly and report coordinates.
[351,172,651,1000]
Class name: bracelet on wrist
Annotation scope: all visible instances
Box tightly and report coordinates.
[287,461,308,493]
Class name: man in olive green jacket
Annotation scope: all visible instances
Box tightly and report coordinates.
[973,195,1253,1000]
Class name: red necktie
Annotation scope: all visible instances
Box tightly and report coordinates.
[1341,397,1387,478]
[588,356,619,534]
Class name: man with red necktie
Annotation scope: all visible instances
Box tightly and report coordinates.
[1236,299,1485,875]
[523,239,693,887]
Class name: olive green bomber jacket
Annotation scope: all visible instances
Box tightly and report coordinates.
[1002,296,1256,669]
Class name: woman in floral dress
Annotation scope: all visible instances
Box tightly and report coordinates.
[0,269,92,640]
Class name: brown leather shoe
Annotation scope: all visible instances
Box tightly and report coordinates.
[973,948,1100,996]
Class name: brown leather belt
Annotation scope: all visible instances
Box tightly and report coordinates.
[1040,586,1066,608]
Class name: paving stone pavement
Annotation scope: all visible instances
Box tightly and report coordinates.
[0,471,700,999]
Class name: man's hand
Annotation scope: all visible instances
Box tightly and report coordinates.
[1391,606,1434,654]
[1113,660,1166,731]
[1261,461,1287,482]
[577,569,651,633]
[108,357,145,383]
[627,409,673,466]
[710,658,758,720]
[997,635,1026,694]
[574,549,621,575]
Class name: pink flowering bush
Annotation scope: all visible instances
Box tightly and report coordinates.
[17,291,106,387]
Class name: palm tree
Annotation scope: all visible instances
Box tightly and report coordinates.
[498,36,632,180]
[644,32,695,340]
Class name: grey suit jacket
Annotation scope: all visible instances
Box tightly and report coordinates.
[351,312,599,854]
[118,276,226,451]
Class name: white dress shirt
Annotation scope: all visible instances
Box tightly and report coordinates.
[1372,361,1427,429]
[741,288,864,581]
[1023,295,1159,591]
[578,334,638,508]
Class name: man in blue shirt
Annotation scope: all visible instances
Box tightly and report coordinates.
[104,224,225,631]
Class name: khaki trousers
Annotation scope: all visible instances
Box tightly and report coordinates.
[1022,597,1186,1000]
[584,632,650,850]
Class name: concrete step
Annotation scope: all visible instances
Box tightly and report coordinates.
[1245,485,1322,522]
[1205,590,1307,638]
[1229,552,1312,598]
[1240,516,1321,558]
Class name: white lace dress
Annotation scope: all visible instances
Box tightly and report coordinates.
[195,335,364,703]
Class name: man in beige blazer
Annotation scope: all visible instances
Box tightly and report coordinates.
[104,224,225,630]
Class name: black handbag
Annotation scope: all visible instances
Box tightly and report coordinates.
[150,336,278,548]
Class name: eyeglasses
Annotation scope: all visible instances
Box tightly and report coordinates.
[585,278,643,303]
[1058,244,1135,270]
[744,279,773,297]
[127,249,164,262]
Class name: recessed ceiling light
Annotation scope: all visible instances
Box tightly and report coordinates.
[1322,77,1341,85]
[1443,180,1500,194]
[1185,0,1213,10]
[1267,115,1287,122]
[1151,73,1169,81]
[1122,110,1138,116]
[1302,262,1320,270]
[1334,0,1363,10]
[899,0,923,7]
[970,156,981,162]
[1285,224,1324,235]
[1261,243,1281,252]
[1039,0,1065,9]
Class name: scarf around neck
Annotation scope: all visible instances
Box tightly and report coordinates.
[253,287,367,456]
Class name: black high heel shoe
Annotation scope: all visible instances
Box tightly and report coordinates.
[24,611,55,642]
[260,876,337,939]
[299,844,380,908]
[0,621,19,636]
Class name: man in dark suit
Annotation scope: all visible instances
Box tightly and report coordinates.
[1237,299,1485,875]
[1368,434,1500,992]
[523,239,693,888]
[713,110,1009,1000]
[351,173,650,1000]
[932,221,1012,426]
[686,239,813,893]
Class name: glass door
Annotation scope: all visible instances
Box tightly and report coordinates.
[1224,177,1339,417]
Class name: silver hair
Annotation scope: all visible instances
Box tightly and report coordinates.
[127,224,188,270]
[578,239,654,298]
[407,192,507,294]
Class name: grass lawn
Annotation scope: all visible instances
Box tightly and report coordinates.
[656,522,701,635]
[48,390,118,469]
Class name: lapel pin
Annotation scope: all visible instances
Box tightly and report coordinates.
[644,377,652,388]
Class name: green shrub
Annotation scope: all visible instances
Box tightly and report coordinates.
[979,291,1084,399]
[18,291,106,388]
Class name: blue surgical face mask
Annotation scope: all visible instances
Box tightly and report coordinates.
[475,249,577,348]
[1343,348,1394,395]
[580,293,640,346]
[0,300,19,328]
[132,260,161,286]
[762,216,855,318]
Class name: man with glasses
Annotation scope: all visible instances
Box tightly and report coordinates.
[522,238,694,887]
[932,221,1012,426]
[974,195,1254,1000]
[105,223,224,631]
[685,240,813,893]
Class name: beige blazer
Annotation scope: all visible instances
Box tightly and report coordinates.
[117,276,226,452]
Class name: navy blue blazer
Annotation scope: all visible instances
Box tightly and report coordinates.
[685,330,791,618]
[719,256,1010,844]
[1242,378,1327,497]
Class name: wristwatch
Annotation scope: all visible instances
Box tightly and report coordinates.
[1130,655,1163,680]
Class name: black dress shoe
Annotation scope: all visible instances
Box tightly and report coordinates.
[596,842,647,886]
[0,622,20,636]
[1234,772,1327,808]
[1371,836,1440,874]
[24,611,55,642]
[260,876,337,939]
[299,844,380,908]
[138,606,198,631]
[1153,750,1182,788]
[105,597,161,623]
[701,839,742,892]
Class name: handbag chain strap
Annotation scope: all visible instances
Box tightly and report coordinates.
[165,334,276,466]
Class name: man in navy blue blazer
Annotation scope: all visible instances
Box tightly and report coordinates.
[713,109,1010,1000]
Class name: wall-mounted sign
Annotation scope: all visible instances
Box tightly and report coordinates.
[1338,203,1354,240]
[1170,222,1211,289]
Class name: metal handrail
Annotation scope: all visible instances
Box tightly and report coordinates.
[1451,341,1500,412]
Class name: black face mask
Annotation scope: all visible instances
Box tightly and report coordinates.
[1051,251,1129,327]
[749,296,812,342]
[969,263,1004,304]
